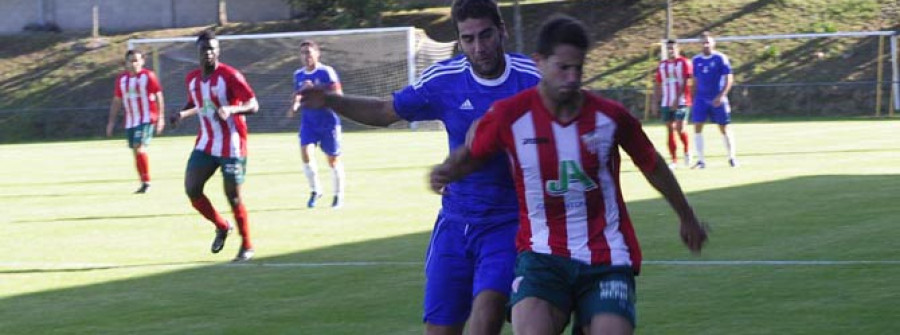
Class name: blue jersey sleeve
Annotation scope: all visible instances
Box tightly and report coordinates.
[392,83,441,122]
[718,54,732,75]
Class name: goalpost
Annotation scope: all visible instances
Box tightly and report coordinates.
[128,27,456,132]
[647,31,899,119]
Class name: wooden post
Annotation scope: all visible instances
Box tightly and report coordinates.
[218,0,228,26]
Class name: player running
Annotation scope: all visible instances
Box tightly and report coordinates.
[169,30,260,262]
[300,1,540,333]
[286,40,346,209]
[106,49,165,193]
[430,15,708,334]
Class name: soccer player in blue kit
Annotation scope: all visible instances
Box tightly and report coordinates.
[691,31,738,169]
[287,40,346,208]
[299,1,540,333]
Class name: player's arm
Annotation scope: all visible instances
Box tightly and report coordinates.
[651,68,662,115]
[640,153,708,253]
[154,91,166,134]
[106,97,122,137]
[218,97,259,120]
[300,86,401,127]
[429,146,485,194]
[170,101,198,125]
[714,73,733,106]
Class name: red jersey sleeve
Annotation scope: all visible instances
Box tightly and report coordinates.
[184,72,196,107]
[680,57,693,78]
[145,70,162,94]
[614,103,659,173]
[468,103,506,160]
[226,69,255,103]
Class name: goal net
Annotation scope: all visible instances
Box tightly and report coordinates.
[128,27,456,133]
[649,31,899,118]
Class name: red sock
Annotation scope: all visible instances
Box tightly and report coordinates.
[679,132,690,154]
[667,132,677,162]
[190,196,228,230]
[135,152,150,183]
[233,204,252,249]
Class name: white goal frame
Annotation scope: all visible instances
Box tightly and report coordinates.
[128,26,420,87]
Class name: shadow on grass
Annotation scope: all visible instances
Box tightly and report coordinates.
[0,174,898,334]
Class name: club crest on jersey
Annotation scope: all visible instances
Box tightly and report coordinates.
[546,160,598,196]
[580,130,606,154]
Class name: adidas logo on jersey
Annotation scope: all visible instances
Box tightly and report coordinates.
[459,99,474,110]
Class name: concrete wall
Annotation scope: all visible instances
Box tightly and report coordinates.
[0,0,293,34]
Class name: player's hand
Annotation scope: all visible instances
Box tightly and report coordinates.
[105,122,114,137]
[712,96,723,108]
[299,85,327,109]
[428,163,453,195]
[680,218,709,254]
[216,106,232,120]
[156,120,165,134]
[168,111,182,125]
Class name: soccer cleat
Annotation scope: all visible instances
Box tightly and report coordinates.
[729,158,740,167]
[331,195,343,209]
[307,192,323,208]
[691,161,706,169]
[134,183,150,194]
[211,221,233,254]
[233,247,255,262]
[667,162,678,170]
[684,154,692,168]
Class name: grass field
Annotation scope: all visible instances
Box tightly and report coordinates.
[1,120,899,334]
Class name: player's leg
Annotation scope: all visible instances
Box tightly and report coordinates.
[576,266,636,335]
[467,221,519,334]
[184,151,232,253]
[662,107,677,168]
[509,252,572,335]
[128,124,153,193]
[221,156,252,261]
[690,101,709,169]
[321,125,344,208]
[423,212,472,335]
[675,106,691,167]
[712,101,737,167]
[300,128,323,207]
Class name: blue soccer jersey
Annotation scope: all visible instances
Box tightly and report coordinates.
[294,64,342,130]
[691,51,732,97]
[393,53,541,225]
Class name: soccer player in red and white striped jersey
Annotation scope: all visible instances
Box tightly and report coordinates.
[430,15,707,335]
[653,39,692,168]
[169,30,260,262]
[106,49,165,194]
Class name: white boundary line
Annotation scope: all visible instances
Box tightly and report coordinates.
[3,260,900,271]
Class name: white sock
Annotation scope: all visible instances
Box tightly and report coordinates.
[303,163,321,194]
[332,161,345,198]
[723,129,736,159]
[694,133,705,162]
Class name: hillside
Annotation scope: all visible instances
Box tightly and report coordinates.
[0,0,897,141]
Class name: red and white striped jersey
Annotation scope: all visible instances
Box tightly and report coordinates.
[184,63,256,158]
[114,69,162,128]
[469,88,659,272]
[655,56,692,107]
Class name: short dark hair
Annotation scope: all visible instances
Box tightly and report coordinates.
[196,29,217,45]
[535,14,589,57]
[451,0,504,30]
[124,49,144,59]
[666,39,677,45]
[299,39,319,50]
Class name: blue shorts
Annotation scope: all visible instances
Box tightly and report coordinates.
[691,96,731,125]
[299,123,342,156]
[422,210,519,325]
